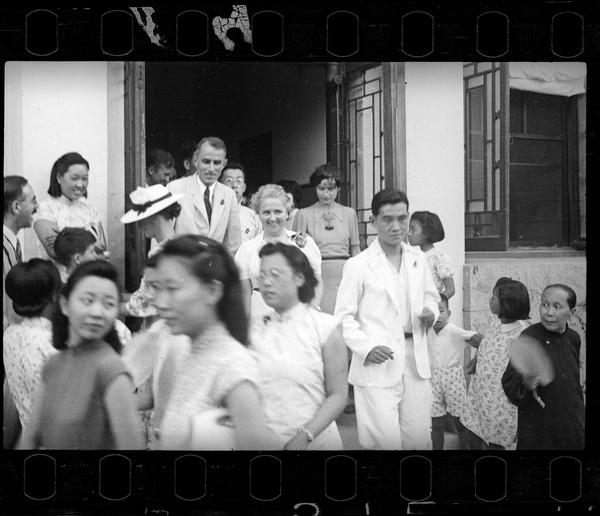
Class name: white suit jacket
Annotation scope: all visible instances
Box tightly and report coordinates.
[167,176,241,254]
[334,238,440,387]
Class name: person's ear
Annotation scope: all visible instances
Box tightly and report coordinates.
[73,253,82,266]
[293,272,306,289]
[206,280,224,306]
[59,295,69,317]
[11,200,20,216]
[369,215,375,226]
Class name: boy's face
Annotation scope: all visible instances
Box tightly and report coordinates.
[78,243,102,265]
[433,300,450,330]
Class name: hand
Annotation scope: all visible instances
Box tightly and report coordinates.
[44,228,59,248]
[418,308,435,330]
[522,372,540,391]
[464,356,477,375]
[365,345,394,365]
[467,333,484,348]
[284,432,310,450]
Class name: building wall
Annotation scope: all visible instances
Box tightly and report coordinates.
[404,62,465,326]
[464,254,587,391]
[4,62,124,275]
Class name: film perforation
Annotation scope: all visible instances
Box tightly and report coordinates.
[549,456,582,503]
[98,454,132,501]
[474,456,507,502]
[476,11,509,58]
[100,10,133,57]
[175,10,209,57]
[251,11,285,57]
[401,11,434,58]
[25,9,57,56]
[399,455,432,502]
[249,454,282,501]
[551,12,585,58]
[23,453,56,501]
[173,454,207,501]
[326,11,359,57]
[324,455,357,501]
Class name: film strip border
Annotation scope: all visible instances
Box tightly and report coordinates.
[2,452,596,513]
[0,4,597,61]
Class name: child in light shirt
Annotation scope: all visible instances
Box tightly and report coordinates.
[431,294,482,450]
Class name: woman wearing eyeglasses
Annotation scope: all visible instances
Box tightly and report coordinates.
[250,243,348,450]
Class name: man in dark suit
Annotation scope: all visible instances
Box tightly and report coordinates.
[167,136,241,254]
[3,176,38,332]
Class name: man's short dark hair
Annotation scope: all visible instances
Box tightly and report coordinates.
[4,176,28,214]
[53,227,97,267]
[277,180,302,208]
[371,188,409,216]
[222,161,246,181]
[146,148,174,170]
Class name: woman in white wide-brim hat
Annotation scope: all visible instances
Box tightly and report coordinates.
[120,184,184,328]
[119,184,186,448]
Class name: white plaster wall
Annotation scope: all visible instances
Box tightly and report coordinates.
[404,62,465,326]
[4,62,123,267]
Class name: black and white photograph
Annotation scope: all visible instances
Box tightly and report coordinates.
[2,4,596,515]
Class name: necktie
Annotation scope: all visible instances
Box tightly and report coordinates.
[15,239,22,263]
[204,188,212,224]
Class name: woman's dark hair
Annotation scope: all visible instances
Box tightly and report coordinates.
[277,179,302,208]
[310,163,342,189]
[410,211,445,244]
[543,284,577,309]
[52,260,123,353]
[48,152,90,198]
[5,259,61,318]
[157,201,182,221]
[371,188,409,216]
[154,235,249,346]
[258,242,319,304]
[495,278,530,320]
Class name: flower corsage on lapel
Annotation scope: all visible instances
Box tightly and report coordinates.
[291,231,307,248]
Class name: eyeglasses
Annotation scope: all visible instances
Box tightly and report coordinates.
[222,177,245,185]
[258,268,290,283]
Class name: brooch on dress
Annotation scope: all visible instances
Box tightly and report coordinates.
[291,231,307,248]
[324,211,335,231]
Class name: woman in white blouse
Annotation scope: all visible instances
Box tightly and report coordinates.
[250,242,348,449]
[34,152,107,270]
[3,259,61,446]
[234,184,323,322]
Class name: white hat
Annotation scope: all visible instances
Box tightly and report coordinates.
[120,184,184,224]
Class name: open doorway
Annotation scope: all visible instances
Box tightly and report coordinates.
[144,62,328,196]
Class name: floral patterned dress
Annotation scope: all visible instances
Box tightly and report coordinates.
[461,319,528,448]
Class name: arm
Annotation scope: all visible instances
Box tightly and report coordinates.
[333,258,377,363]
[502,360,529,407]
[226,381,281,450]
[33,220,60,259]
[104,374,146,449]
[348,208,361,256]
[3,378,22,449]
[224,197,242,255]
[442,277,456,299]
[284,325,349,450]
[418,256,441,329]
[18,384,44,449]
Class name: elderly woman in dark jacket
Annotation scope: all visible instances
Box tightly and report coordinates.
[502,284,584,450]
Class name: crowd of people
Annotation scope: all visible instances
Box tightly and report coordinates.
[3,136,585,451]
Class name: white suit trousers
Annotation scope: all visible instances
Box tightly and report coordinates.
[354,337,433,450]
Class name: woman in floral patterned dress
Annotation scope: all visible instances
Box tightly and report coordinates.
[461,277,531,450]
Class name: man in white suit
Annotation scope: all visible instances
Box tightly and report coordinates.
[334,188,440,450]
[167,136,241,254]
